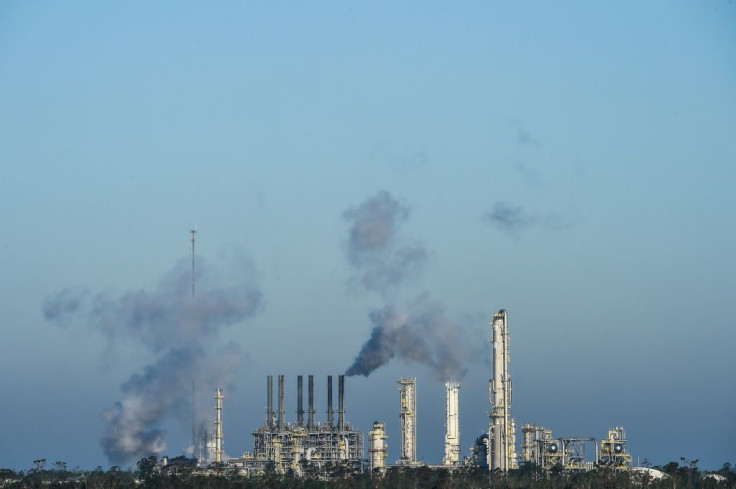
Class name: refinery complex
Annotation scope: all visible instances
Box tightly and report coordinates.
[162,310,631,475]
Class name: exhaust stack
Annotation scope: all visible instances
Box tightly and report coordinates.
[338,374,346,431]
[307,375,315,430]
[327,375,334,428]
[214,388,224,464]
[297,375,304,426]
[266,375,274,430]
[278,374,285,431]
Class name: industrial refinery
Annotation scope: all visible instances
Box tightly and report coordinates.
[160,309,631,476]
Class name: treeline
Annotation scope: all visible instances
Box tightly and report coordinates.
[2,458,734,489]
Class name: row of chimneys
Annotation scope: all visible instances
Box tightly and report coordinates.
[266,375,346,432]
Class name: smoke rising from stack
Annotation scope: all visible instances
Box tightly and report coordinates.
[343,191,473,381]
[43,256,263,464]
[345,296,468,381]
[343,190,426,293]
[485,200,569,235]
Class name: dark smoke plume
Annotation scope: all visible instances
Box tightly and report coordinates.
[485,200,568,235]
[345,295,469,381]
[343,190,426,292]
[44,257,262,464]
[343,191,475,380]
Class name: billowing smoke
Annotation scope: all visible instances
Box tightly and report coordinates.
[343,191,473,381]
[345,295,468,381]
[485,200,568,235]
[343,190,426,292]
[43,256,262,464]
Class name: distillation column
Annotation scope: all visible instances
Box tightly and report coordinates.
[398,378,417,465]
[369,421,388,473]
[214,388,224,464]
[444,382,461,466]
[488,309,517,471]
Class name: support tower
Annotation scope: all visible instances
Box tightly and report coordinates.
[443,382,461,466]
[488,309,517,471]
[398,378,417,465]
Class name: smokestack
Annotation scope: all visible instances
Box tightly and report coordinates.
[278,374,285,432]
[338,374,345,431]
[214,388,223,464]
[307,375,315,430]
[327,375,334,428]
[297,375,304,426]
[267,375,274,430]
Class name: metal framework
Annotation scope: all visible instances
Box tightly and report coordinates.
[398,378,417,465]
[443,382,461,466]
[251,375,364,475]
[488,309,517,471]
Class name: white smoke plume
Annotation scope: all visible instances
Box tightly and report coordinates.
[43,256,262,465]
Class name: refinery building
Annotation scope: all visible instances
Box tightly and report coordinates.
[161,309,631,476]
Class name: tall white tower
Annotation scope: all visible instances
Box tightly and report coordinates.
[214,388,224,464]
[488,309,517,471]
[443,382,461,466]
[369,421,388,473]
[397,378,417,465]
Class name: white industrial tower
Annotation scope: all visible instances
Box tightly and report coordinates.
[214,388,224,464]
[443,382,461,466]
[488,309,518,471]
[397,378,417,465]
[369,421,388,473]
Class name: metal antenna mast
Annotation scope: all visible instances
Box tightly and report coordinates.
[190,228,197,455]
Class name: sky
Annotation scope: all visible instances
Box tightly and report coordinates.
[1,0,735,472]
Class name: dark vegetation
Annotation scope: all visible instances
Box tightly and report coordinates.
[1,458,734,489]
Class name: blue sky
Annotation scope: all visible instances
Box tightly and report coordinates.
[1,1,735,471]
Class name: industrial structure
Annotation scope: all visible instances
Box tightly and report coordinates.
[488,310,518,472]
[368,421,388,473]
[520,424,631,471]
[443,382,460,466]
[397,378,418,466]
[163,304,632,476]
[244,374,364,475]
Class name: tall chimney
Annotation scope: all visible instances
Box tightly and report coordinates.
[327,375,334,428]
[267,375,274,430]
[214,388,224,464]
[338,374,345,431]
[297,375,304,426]
[307,375,315,430]
[278,374,285,432]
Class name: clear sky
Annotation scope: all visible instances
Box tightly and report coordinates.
[1,0,735,471]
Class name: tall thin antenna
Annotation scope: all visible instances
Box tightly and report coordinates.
[190,228,197,456]
[190,228,197,297]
